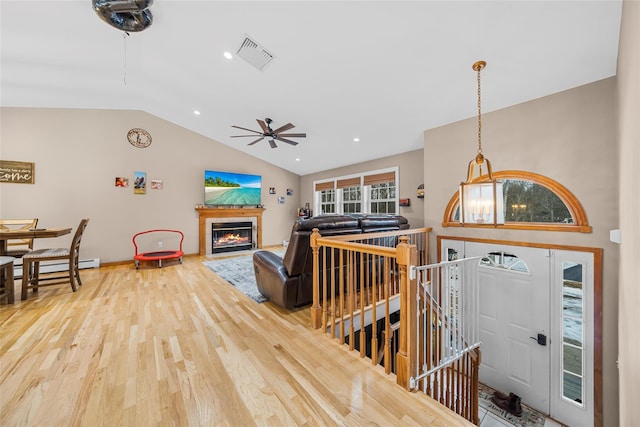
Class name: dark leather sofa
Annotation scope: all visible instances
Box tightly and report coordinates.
[253,214,409,309]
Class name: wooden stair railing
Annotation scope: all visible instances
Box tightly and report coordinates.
[309,228,482,425]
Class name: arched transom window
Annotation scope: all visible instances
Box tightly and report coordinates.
[443,170,591,233]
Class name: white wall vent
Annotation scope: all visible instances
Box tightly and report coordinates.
[236,35,275,71]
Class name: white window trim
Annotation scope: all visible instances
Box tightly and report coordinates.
[312,167,399,215]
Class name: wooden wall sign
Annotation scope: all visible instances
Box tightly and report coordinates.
[0,160,35,184]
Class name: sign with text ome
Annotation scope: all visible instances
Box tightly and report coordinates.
[0,160,35,184]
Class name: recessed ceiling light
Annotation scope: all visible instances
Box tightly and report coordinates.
[295,158,301,162]
[353,137,360,142]
[223,51,233,60]
[193,110,201,115]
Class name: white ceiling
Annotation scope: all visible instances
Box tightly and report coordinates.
[0,1,623,176]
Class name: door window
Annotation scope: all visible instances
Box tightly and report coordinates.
[562,261,584,405]
[479,251,530,273]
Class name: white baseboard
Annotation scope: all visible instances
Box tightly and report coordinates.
[13,258,100,278]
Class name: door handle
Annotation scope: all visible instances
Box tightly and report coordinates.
[530,333,547,346]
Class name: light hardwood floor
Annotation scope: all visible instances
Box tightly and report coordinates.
[0,254,473,426]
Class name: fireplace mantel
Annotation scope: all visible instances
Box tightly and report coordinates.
[196,207,265,255]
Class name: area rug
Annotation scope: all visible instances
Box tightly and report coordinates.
[479,383,548,427]
[203,249,285,303]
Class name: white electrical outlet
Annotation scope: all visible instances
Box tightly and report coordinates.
[158,241,163,248]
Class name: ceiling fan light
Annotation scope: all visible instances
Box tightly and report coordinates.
[231,118,305,149]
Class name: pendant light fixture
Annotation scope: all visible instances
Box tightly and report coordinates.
[459,60,504,225]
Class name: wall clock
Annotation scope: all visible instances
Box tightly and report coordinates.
[127,128,152,148]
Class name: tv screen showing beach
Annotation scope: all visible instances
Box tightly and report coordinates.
[204,170,262,206]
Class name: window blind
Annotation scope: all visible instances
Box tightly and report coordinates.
[363,171,395,186]
[315,181,335,191]
[336,177,361,189]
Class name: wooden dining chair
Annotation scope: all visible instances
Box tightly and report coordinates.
[0,256,16,304]
[21,218,89,300]
[0,218,39,257]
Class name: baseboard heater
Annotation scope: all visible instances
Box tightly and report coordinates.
[13,258,101,279]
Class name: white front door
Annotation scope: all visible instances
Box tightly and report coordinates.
[439,239,596,426]
[464,241,551,412]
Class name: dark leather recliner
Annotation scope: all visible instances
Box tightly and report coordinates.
[252,214,409,309]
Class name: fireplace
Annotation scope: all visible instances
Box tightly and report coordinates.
[211,221,253,253]
[196,207,265,256]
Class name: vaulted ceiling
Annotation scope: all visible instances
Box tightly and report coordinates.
[0,1,622,175]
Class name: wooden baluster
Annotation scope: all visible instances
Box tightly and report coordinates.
[463,353,469,420]
[359,251,366,359]
[322,247,328,331]
[310,228,322,329]
[472,348,481,425]
[384,257,391,374]
[370,253,378,366]
[348,250,355,351]
[339,249,345,345]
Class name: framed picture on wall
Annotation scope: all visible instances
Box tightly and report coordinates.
[115,177,128,188]
[0,160,35,184]
[134,171,146,194]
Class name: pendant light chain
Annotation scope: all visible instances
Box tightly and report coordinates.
[476,64,482,156]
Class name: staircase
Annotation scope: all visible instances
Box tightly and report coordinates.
[309,228,482,425]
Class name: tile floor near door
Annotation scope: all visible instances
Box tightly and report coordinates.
[478,383,566,427]
[478,405,564,427]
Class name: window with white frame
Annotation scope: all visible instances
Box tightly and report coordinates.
[342,186,362,214]
[320,189,336,214]
[370,182,396,214]
[337,177,362,214]
[313,168,398,216]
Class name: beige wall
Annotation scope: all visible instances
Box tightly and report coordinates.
[424,77,619,425]
[300,149,425,228]
[617,1,640,425]
[0,108,300,262]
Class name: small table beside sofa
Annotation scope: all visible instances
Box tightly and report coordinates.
[252,214,409,309]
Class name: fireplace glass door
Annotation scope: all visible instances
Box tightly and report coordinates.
[211,221,253,253]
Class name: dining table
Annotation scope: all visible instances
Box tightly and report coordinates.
[0,227,72,256]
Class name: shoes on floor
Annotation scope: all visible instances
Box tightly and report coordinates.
[491,390,523,417]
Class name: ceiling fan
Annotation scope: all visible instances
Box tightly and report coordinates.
[231,118,306,148]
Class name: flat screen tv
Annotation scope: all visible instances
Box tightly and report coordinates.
[204,170,262,206]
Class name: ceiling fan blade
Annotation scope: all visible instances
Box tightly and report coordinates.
[272,123,294,134]
[278,133,306,138]
[231,125,262,135]
[257,119,270,134]
[247,137,264,146]
[268,139,277,149]
[275,136,299,146]
[231,135,265,138]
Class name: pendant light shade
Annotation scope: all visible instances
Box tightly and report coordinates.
[459,61,504,226]
[459,158,504,224]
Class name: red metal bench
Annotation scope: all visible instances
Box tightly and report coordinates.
[133,229,184,269]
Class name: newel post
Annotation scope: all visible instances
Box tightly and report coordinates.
[310,228,322,329]
[395,235,418,390]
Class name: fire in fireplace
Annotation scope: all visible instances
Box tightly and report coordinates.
[211,221,253,253]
